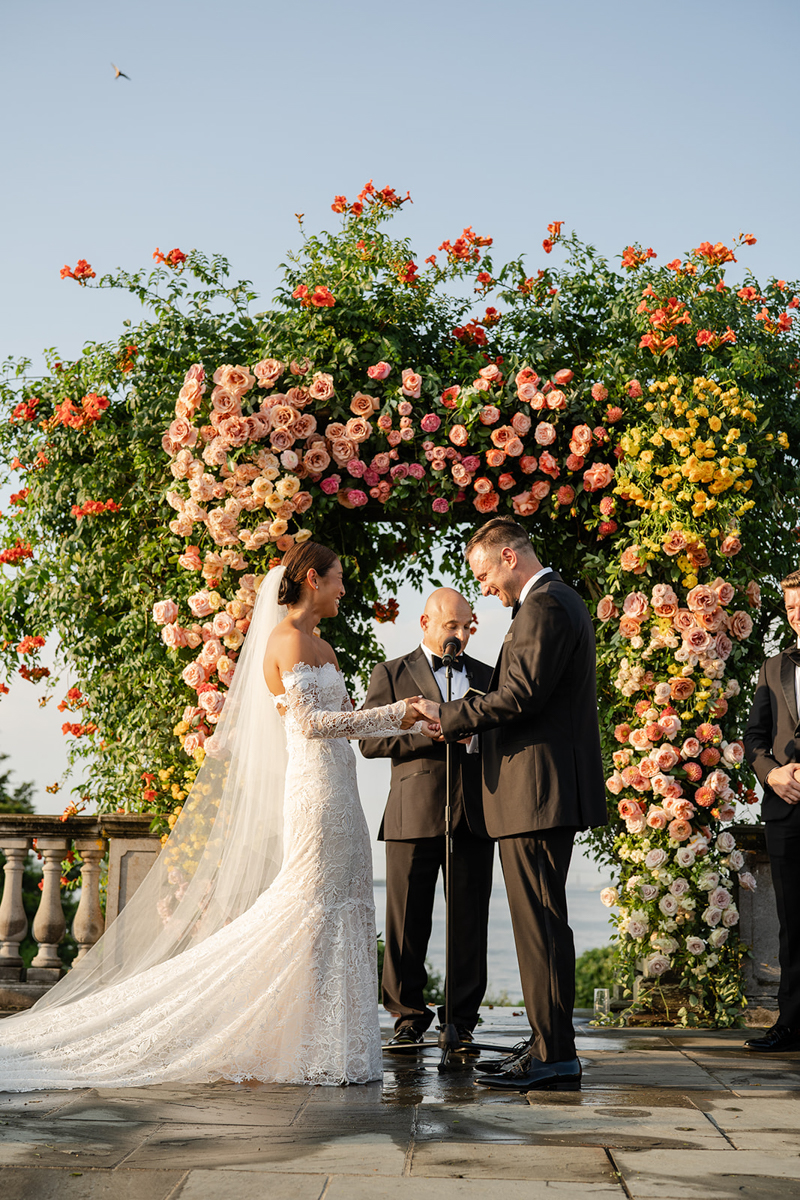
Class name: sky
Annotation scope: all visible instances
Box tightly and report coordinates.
[1,0,799,881]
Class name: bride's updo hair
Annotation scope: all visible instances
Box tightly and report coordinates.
[278,541,340,607]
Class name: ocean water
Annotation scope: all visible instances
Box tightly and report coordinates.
[373,873,614,1004]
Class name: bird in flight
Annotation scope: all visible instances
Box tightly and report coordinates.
[111,63,131,81]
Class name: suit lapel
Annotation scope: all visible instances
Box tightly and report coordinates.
[780,650,799,725]
[406,646,444,702]
[490,570,563,685]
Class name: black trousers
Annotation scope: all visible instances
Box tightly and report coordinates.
[499,826,576,1063]
[765,821,800,1030]
[382,829,494,1032]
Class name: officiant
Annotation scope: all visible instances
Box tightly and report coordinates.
[360,588,494,1051]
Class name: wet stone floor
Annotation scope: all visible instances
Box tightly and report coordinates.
[1,1008,800,1199]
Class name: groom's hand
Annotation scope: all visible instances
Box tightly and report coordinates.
[413,698,441,723]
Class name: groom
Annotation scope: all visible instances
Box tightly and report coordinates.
[414,517,606,1091]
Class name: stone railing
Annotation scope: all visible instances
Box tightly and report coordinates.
[0,814,161,1011]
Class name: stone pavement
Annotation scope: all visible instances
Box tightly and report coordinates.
[2,1008,800,1199]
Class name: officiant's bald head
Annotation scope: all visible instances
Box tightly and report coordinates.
[420,588,474,657]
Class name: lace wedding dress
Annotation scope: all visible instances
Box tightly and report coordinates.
[0,662,407,1090]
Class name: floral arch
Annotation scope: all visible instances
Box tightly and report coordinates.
[2,185,799,1024]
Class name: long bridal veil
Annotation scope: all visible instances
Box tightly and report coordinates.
[13,567,289,1019]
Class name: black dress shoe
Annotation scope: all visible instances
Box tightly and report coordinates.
[476,1052,582,1092]
[453,1027,480,1057]
[385,1025,425,1053]
[745,1024,800,1052]
[475,1040,531,1074]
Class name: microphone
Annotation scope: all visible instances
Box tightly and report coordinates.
[440,637,461,669]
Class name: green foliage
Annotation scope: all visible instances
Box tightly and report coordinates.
[574,944,617,1008]
[0,752,35,814]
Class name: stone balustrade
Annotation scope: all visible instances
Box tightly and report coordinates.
[0,813,161,1011]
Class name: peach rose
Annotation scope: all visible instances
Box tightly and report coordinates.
[473,490,499,513]
[534,421,557,446]
[583,462,614,492]
[685,585,717,614]
[512,491,540,517]
[350,392,377,417]
[182,661,208,690]
[306,372,334,403]
[620,545,646,574]
[745,580,761,608]
[253,359,284,388]
[449,424,469,447]
[546,389,567,410]
[715,633,733,659]
[161,623,188,649]
[727,610,752,640]
[510,411,532,436]
[662,530,688,556]
[212,611,236,638]
[345,417,372,443]
[213,365,255,397]
[720,535,742,557]
[597,596,619,622]
[619,615,641,639]
[153,599,179,625]
[505,436,524,457]
[517,382,540,403]
[478,405,501,425]
[217,415,251,447]
[331,438,357,465]
[401,369,422,398]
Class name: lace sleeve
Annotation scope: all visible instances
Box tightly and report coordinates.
[279,666,410,740]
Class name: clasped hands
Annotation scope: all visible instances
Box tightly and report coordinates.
[401,696,443,738]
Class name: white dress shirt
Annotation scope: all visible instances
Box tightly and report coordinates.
[517,565,553,609]
[420,642,478,752]
[795,637,800,718]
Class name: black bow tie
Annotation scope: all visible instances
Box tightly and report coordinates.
[431,654,465,673]
[511,599,521,618]
[785,646,800,666]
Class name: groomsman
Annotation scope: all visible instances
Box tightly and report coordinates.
[743,568,800,1052]
[360,588,494,1051]
[415,518,607,1091]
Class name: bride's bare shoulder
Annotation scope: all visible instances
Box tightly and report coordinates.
[263,621,337,693]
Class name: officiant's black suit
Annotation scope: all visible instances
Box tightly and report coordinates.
[743,643,800,1031]
[438,570,607,1063]
[360,646,494,1033]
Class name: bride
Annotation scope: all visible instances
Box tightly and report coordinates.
[0,541,429,1089]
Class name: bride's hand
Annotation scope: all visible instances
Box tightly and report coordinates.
[400,696,425,729]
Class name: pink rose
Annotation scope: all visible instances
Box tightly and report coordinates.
[623,591,650,620]
[320,474,341,494]
[432,497,449,514]
[720,535,742,557]
[293,414,318,439]
[644,953,671,978]
[534,422,557,446]
[658,714,682,740]
[304,446,331,473]
[212,612,236,638]
[199,688,226,717]
[512,491,539,517]
[746,580,761,608]
[367,361,391,380]
[505,436,524,456]
[401,369,422,399]
[347,489,368,507]
[308,372,335,402]
[546,389,567,411]
[153,599,179,625]
[421,413,441,433]
[408,463,426,479]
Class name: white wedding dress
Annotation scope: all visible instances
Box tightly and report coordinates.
[0,662,407,1090]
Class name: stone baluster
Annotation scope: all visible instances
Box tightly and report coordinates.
[72,837,107,960]
[28,836,69,982]
[0,837,32,979]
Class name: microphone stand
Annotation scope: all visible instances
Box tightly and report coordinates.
[436,640,509,1071]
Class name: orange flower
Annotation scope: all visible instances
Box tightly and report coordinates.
[692,241,736,266]
[60,259,96,284]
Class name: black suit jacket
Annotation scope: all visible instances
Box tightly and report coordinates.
[360,646,493,841]
[743,645,800,826]
[438,571,607,839]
